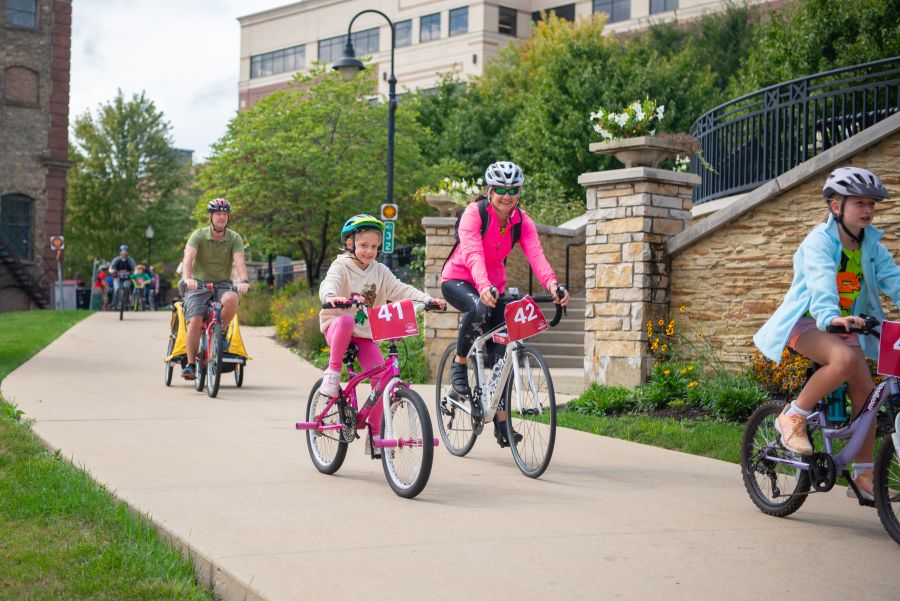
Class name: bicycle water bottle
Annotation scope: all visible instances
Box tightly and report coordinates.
[826,383,849,423]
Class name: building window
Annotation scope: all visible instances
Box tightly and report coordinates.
[7,0,36,29]
[4,66,39,107]
[499,6,517,36]
[0,194,33,259]
[250,45,306,79]
[420,13,440,43]
[318,27,379,64]
[650,0,678,14]
[593,0,630,23]
[532,4,575,24]
[395,19,412,48]
[449,7,468,37]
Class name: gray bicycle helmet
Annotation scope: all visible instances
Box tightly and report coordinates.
[822,167,889,201]
[484,161,525,187]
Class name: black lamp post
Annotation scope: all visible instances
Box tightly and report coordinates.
[333,10,397,211]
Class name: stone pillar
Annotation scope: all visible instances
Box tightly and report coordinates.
[578,168,700,388]
[421,216,461,380]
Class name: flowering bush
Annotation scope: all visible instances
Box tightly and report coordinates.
[589,99,664,141]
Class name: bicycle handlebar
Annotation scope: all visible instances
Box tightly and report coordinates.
[322,298,446,312]
[825,314,881,338]
[490,285,568,327]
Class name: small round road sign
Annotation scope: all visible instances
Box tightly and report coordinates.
[50,235,65,251]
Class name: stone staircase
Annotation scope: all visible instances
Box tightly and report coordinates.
[0,237,51,308]
[528,294,585,396]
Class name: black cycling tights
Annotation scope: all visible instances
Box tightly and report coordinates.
[441,280,508,362]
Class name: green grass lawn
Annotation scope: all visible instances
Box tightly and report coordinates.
[555,410,744,464]
[0,310,214,600]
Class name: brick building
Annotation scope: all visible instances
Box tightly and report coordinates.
[0,0,71,311]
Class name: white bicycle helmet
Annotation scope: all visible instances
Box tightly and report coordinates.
[823,167,889,201]
[484,161,525,187]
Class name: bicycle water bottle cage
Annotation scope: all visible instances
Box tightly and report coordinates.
[826,383,850,423]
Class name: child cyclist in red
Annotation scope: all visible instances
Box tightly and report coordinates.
[754,166,900,500]
[318,215,445,456]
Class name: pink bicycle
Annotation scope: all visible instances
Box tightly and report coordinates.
[296,298,443,499]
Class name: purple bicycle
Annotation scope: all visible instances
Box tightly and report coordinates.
[741,316,900,545]
[296,298,444,499]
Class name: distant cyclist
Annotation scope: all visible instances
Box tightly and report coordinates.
[180,198,250,380]
[440,161,569,447]
[108,245,136,308]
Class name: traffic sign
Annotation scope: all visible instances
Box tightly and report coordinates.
[382,221,395,254]
[49,235,65,251]
[380,203,398,221]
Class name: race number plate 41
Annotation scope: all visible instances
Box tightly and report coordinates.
[504,296,548,342]
[368,299,419,342]
[877,320,900,377]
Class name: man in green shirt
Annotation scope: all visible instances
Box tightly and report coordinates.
[180,198,250,380]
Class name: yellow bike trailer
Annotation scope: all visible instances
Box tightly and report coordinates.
[164,300,252,387]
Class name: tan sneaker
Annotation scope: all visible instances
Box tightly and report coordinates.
[847,469,874,501]
[774,406,813,456]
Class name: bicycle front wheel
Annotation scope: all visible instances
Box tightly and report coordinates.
[874,436,900,546]
[382,387,434,499]
[206,322,223,398]
[434,342,477,456]
[741,400,810,516]
[305,378,348,474]
[504,346,556,478]
[164,335,175,387]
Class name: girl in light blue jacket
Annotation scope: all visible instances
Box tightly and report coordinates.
[753,167,899,500]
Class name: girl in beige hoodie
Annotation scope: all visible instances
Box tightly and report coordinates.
[317,215,445,454]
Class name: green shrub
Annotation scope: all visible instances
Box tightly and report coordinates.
[568,383,637,416]
[692,372,768,422]
[237,288,274,326]
[638,361,699,410]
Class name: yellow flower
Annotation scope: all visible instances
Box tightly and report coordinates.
[663,369,671,375]
[679,305,686,312]
[661,344,668,351]
[646,320,653,337]
[679,368,687,375]
[665,320,675,336]
[651,338,659,350]
[657,320,664,326]
[321,347,330,353]
[687,381,698,388]
[687,365,695,372]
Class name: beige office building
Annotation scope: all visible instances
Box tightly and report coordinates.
[238,0,769,108]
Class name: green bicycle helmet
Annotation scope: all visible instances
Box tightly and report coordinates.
[340,214,385,244]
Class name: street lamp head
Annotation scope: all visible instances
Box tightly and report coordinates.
[332,41,365,82]
[145,225,154,240]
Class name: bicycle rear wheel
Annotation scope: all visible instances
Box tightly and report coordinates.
[434,342,478,457]
[741,400,810,516]
[234,364,244,387]
[381,387,434,498]
[305,378,348,474]
[874,436,900,546]
[504,346,556,478]
[206,322,223,398]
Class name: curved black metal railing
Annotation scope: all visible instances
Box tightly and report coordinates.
[690,57,900,205]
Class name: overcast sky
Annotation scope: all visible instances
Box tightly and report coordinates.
[71,0,287,162]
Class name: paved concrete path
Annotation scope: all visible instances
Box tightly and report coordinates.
[4,311,898,600]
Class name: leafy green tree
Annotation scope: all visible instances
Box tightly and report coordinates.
[729,0,900,96]
[66,91,194,279]
[198,65,437,288]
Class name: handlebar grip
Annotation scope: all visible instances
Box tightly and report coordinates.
[548,303,563,327]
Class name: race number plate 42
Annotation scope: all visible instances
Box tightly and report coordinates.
[877,320,900,377]
[504,296,548,342]
[368,299,419,342]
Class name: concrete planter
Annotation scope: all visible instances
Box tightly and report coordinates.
[590,136,691,168]
[424,193,456,217]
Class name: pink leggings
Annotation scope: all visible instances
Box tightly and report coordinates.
[325,314,389,435]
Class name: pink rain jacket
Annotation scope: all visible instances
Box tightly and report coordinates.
[441,200,557,294]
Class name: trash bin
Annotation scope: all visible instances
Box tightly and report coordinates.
[54,280,78,310]
[76,288,91,310]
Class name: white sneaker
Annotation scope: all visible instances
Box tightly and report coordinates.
[318,369,341,397]
[365,430,381,458]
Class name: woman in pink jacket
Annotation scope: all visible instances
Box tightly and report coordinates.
[440,161,569,447]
